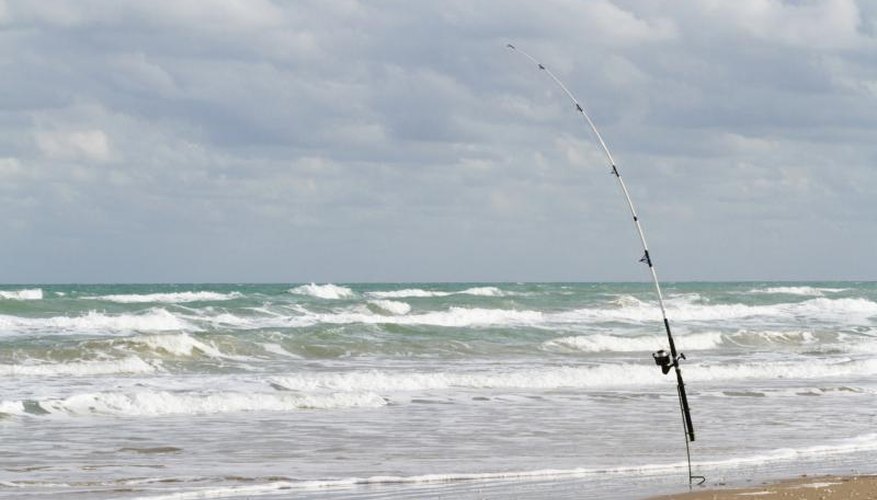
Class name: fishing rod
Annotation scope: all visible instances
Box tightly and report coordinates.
[506,43,704,487]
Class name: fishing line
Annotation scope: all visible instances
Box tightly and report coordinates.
[506,43,705,488]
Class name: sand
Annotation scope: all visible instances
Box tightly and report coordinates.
[651,475,877,499]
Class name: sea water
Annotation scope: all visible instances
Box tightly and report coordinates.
[0,282,875,498]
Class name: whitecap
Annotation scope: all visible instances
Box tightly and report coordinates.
[18,390,387,417]
[749,286,848,296]
[0,356,158,377]
[366,288,451,299]
[545,332,724,353]
[0,308,194,335]
[460,286,506,297]
[120,333,225,358]
[0,288,43,300]
[88,291,242,304]
[549,297,877,324]
[544,330,831,353]
[366,286,512,299]
[367,300,412,315]
[289,283,355,300]
[271,358,877,394]
[198,306,543,330]
[271,365,664,393]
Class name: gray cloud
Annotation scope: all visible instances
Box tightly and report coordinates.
[1,0,875,283]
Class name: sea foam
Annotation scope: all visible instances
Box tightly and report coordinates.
[117,333,225,358]
[367,300,412,315]
[89,291,242,303]
[0,308,193,335]
[544,330,825,353]
[750,286,848,296]
[127,432,877,500]
[0,356,158,377]
[198,306,543,330]
[545,332,725,353]
[289,283,355,300]
[8,390,387,417]
[366,286,508,299]
[0,288,43,300]
[271,365,669,393]
[271,358,877,394]
[318,306,541,328]
[551,297,877,324]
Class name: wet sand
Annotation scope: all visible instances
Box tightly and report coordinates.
[652,475,877,499]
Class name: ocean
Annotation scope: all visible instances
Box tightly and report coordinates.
[1,282,875,498]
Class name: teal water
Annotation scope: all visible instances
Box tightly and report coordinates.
[1,282,876,498]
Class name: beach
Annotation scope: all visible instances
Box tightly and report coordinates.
[654,475,877,499]
[1,282,875,498]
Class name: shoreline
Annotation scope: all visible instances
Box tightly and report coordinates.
[651,474,877,499]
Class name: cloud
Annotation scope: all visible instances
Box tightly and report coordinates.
[0,0,875,282]
[36,129,111,162]
[698,0,865,50]
[4,0,284,30]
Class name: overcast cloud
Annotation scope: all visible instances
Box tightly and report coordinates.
[1,0,875,283]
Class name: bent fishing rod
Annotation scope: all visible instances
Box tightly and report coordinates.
[507,44,704,487]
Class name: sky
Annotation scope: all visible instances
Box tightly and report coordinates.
[1,0,875,283]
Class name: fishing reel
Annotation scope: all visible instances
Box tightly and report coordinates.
[652,349,685,375]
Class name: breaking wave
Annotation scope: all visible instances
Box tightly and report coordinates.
[88,291,242,303]
[289,283,355,300]
[270,358,877,394]
[545,332,724,353]
[0,309,194,336]
[0,356,158,377]
[0,288,43,300]
[544,330,830,353]
[366,300,412,316]
[551,297,877,324]
[195,306,543,330]
[112,333,225,358]
[749,286,848,296]
[1,390,387,418]
[366,286,508,299]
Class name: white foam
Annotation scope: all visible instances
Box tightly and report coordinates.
[688,358,877,383]
[123,333,224,358]
[551,297,877,324]
[544,330,824,353]
[200,306,543,330]
[460,286,506,297]
[335,307,541,328]
[289,283,355,300]
[0,356,158,377]
[272,365,664,393]
[259,343,298,358]
[797,481,843,489]
[127,463,701,500]
[126,433,877,500]
[545,332,725,353]
[697,433,877,469]
[750,286,848,296]
[367,300,412,315]
[367,288,446,298]
[610,295,648,308]
[0,400,25,415]
[271,357,877,394]
[0,288,43,300]
[10,390,387,417]
[88,291,242,303]
[0,308,193,335]
[366,286,511,299]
